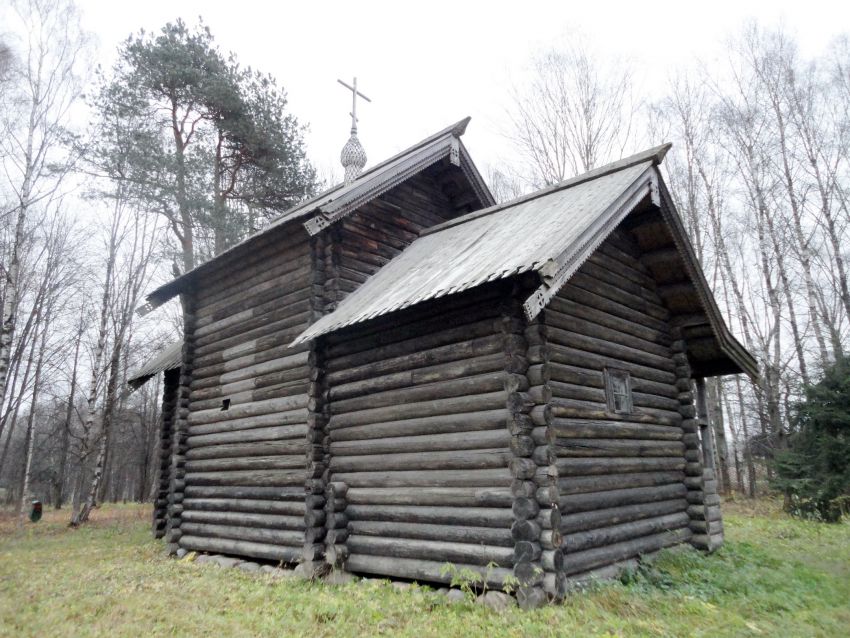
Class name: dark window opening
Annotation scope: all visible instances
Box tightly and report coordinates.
[604,368,632,415]
[221,398,231,411]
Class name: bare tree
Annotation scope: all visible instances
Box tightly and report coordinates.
[506,37,639,187]
[0,0,87,416]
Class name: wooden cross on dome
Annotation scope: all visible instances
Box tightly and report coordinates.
[337,77,371,134]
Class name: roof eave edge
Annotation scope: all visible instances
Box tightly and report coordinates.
[522,167,659,321]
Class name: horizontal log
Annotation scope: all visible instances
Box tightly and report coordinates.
[545,312,672,360]
[179,536,302,563]
[344,504,513,528]
[192,313,311,360]
[348,520,513,546]
[547,363,679,402]
[569,269,669,323]
[560,498,688,534]
[329,410,510,442]
[325,289,501,359]
[550,398,682,426]
[185,456,306,473]
[186,440,307,460]
[548,380,680,413]
[182,497,305,515]
[187,409,308,437]
[190,366,310,401]
[544,438,685,460]
[187,424,308,447]
[330,372,507,415]
[189,394,310,427]
[344,554,512,588]
[195,283,312,337]
[192,346,310,386]
[552,456,686,477]
[329,448,511,473]
[346,535,513,567]
[184,469,305,487]
[346,486,512,508]
[190,380,310,412]
[195,262,312,322]
[328,392,507,430]
[540,343,676,385]
[329,353,508,401]
[182,510,306,530]
[562,512,690,553]
[549,418,682,441]
[331,468,512,488]
[548,289,671,346]
[544,471,684,500]
[186,484,289,504]
[557,483,687,514]
[563,527,692,575]
[326,322,504,378]
[180,522,304,546]
[557,280,669,334]
[330,429,510,457]
[192,350,310,390]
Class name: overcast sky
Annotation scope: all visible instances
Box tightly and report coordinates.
[72,0,850,180]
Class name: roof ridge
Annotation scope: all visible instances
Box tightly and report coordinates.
[264,116,473,225]
[420,142,672,237]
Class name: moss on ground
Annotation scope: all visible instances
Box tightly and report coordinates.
[0,499,847,637]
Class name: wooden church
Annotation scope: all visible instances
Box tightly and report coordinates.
[130,114,757,606]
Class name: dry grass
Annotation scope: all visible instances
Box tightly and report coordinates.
[1,498,848,637]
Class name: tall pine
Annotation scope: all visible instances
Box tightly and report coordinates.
[773,357,850,521]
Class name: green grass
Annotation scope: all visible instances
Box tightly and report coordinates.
[0,499,848,637]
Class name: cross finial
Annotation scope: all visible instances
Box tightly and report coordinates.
[338,77,371,184]
[337,77,371,134]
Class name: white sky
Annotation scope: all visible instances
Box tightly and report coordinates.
[72,0,850,180]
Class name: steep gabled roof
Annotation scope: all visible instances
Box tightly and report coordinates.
[292,144,758,379]
[140,117,494,312]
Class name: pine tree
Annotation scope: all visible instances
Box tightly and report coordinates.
[773,357,850,521]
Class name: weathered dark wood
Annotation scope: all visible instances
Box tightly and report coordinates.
[330,429,510,457]
[180,536,302,562]
[557,483,687,514]
[344,504,513,527]
[562,527,692,575]
[182,498,305,515]
[345,554,512,587]
[561,512,690,553]
[182,510,306,530]
[329,410,510,442]
[346,535,513,566]
[331,468,512,488]
[560,498,688,534]
[346,486,512,507]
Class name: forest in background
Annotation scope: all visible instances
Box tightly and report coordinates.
[1,0,848,521]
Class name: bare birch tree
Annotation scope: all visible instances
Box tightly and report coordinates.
[506,37,639,187]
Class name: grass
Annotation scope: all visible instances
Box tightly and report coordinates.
[0,498,848,637]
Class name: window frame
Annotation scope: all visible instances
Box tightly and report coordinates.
[604,367,633,415]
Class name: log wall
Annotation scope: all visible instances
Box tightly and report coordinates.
[324,285,516,587]
[325,171,455,310]
[177,228,316,563]
[153,368,179,538]
[537,230,693,581]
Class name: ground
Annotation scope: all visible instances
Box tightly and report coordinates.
[0,499,848,637]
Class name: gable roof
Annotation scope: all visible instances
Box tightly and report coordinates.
[292,145,667,342]
[291,145,758,379]
[140,117,494,312]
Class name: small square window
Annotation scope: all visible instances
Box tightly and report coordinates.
[604,368,632,415]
